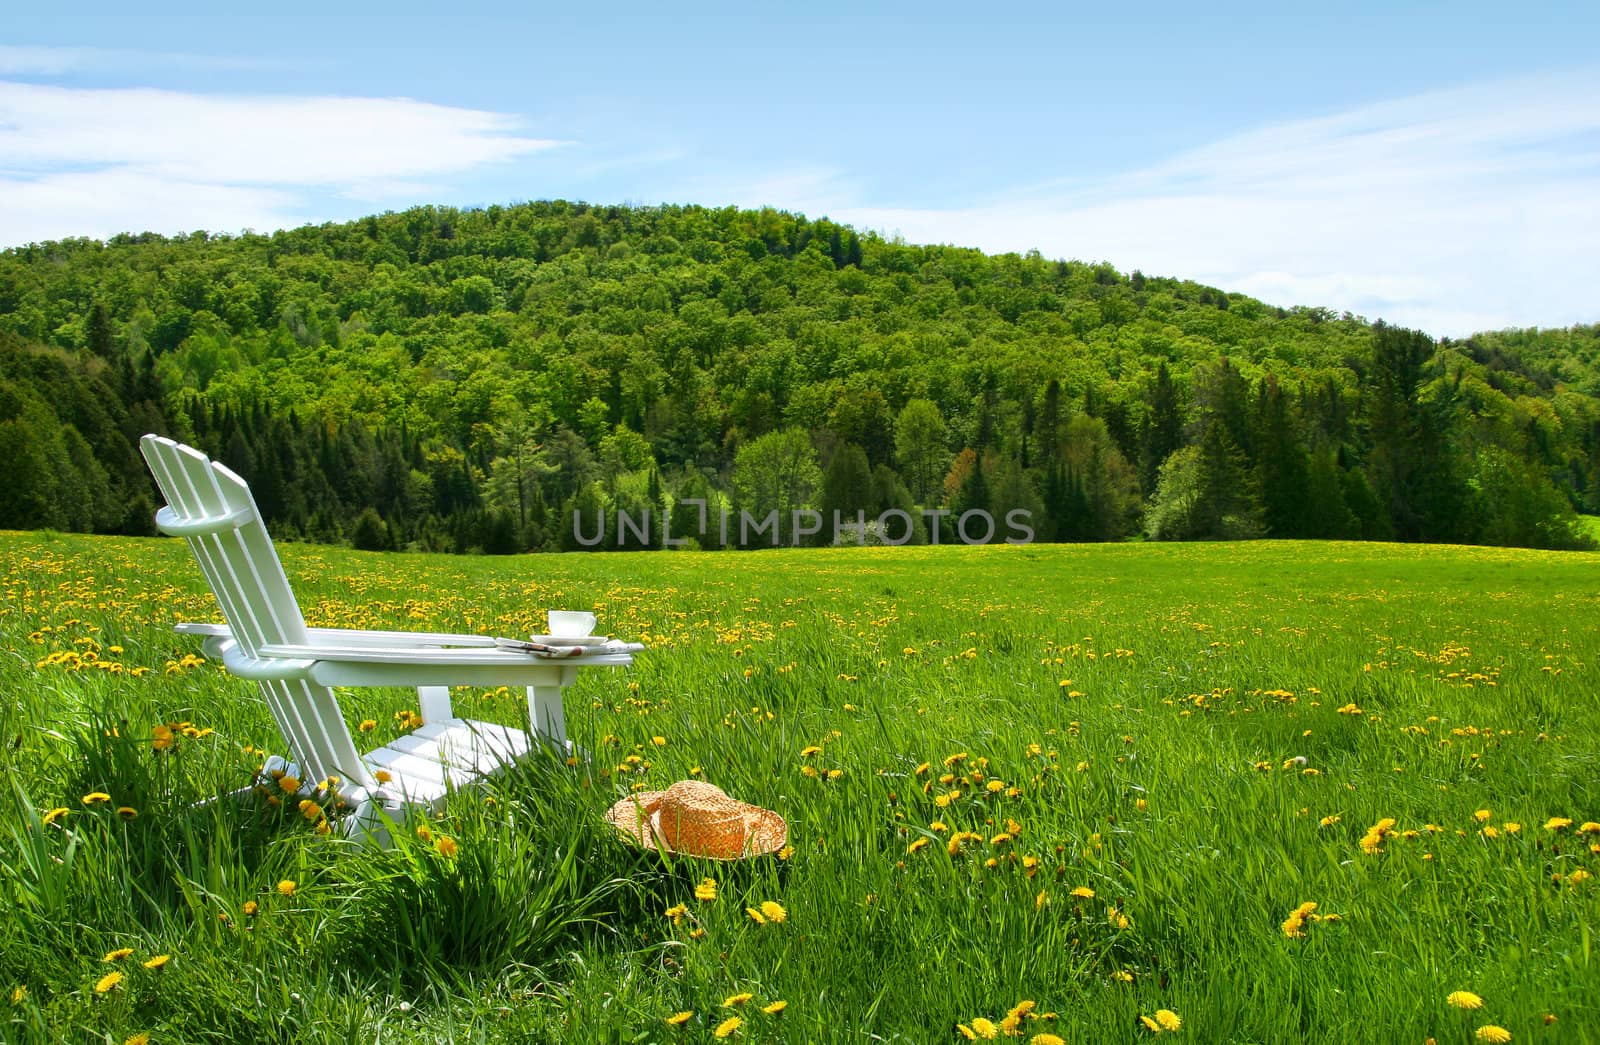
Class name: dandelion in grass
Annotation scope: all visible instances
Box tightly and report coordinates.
[142,954,169,970]
[1579,821,1600,834]
[41,807,70,826]
[298,799,322,821]
[435,836,459,859]
[1070,886,1095,899]
[722,992,753,1007]
[800,745,822,757]
[10,986,25,1003]
[665,902,688,926]
[763,1000,787,1014]
[759,901,786,923]
[94,971,123,994]
[695,878,717,902]
[1448,991,1485,1010]
[359,719,377,733]
[907,837,930,854]
[277,879,296,897]
[82,792,110,805]
[115,806,138,820]
[1139,1015,1162,1033]
[1544,817,1573,832]
[969,1017,999,1038]
[713,1015,742,1038]
[1475,1027,1511,1043]
[277,776,301,794]
[1155,1009,1182,1031]
[664,1010,693,1026]
[125,1035,150,1045]
[1031,1035,1066,1045]
[746,906,766,925]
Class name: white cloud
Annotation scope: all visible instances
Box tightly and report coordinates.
[0,80,562,244]
[826,69,1600,338]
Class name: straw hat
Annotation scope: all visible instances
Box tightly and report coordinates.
[605,780,787,860]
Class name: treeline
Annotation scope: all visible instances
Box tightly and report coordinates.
[0,201,1595,551]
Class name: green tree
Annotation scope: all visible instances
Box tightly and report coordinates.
[895,398,950,505]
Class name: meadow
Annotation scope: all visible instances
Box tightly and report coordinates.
[1,531,1597,1044]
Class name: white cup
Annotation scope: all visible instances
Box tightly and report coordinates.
[547,610,596,637]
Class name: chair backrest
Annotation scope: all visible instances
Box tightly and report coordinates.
[139,435,309,655]
[140,435,373,793]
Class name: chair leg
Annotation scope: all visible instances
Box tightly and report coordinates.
[418,685,454,725]
[526,683,568,749]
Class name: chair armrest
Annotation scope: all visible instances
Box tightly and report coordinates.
[254,641,637,689]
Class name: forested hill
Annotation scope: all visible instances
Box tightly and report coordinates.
[2,200,1596,552]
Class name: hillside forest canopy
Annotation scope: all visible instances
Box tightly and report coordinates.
[2,200,1597,553]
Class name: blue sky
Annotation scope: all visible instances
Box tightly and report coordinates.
[4,2,1598,337]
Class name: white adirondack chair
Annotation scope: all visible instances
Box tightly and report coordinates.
[140,434,639,840]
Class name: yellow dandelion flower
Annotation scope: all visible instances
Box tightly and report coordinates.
[713,1015,742,1038]
[762,1000,787,1015]
[1475,1026,1511,1043]
[94,971,123,994]
[242,900,258,916]
[1578,821,1600,834]
[1139,1014,1162,1033]
[41,807,70,826]
[760,901,786,923]
[970,1017,1000,1038]
[116,806,138,820]
[907,837,930,854]
[277,776,300,794]
[277,879,296,896]
[915,762,931,777]
[1155,1009,1182,1031]
[745,906,766,925]
[1448,991,1485,1010]
[986,779,1006,793]
[958,1025,979,1041]
[298,799,323,821]
[800,745,822,757]
[664,1010,693,1026]
[722,992,753,1007]
[1000,1013,1023,1035]
[1070,886,1095,899]
[10,986,26,1003]
[374,770,392,784]
[102,948,134,962]
[1544,816,1573,831]
[1031,1035,1066,1045]
[82,792,111,805]
[436,836,459,859]
[1008,1000,1036,1019]
[695,877,717,901]
[142,955,169,970]
[416,825,433,842]
[665,902,688,925]
[689,927,706,940]
[1113,970,1135,983]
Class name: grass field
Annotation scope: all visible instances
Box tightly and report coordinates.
[2,532,1597,1044]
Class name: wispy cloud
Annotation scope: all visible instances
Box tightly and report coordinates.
[0,44,284,76]
[0,80,562,244]
[826,69,1600,337]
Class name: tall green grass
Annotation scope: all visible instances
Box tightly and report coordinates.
[1,532,1597,1043]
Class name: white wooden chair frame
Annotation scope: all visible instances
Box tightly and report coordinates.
[140,434,635,839]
